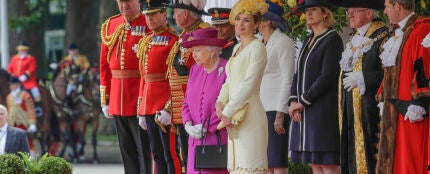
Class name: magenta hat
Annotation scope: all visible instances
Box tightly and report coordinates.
[180,28,228,48]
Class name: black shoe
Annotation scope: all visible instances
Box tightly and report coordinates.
[35,102,43,117]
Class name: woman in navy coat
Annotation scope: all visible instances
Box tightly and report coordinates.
[287,0,343,173]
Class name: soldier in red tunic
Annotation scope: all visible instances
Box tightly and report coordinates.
[158,0,211,172]
[7,42,42,116]
[135,0,181,173]
[376,0,430,173]
[99,0,151,173]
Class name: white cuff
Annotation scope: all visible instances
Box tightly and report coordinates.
[19,75,28,82]
[356,72,366,95]
[300,94,311,105]
[422,33,430,48]
[288,96,298,100]
[407,105,427,115]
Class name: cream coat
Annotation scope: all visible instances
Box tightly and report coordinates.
[260,29,295,113]
[217,39,268,173]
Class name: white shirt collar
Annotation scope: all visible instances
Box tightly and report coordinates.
[398,12,415,30]
[356,22,372,36]
[19,53,27,59]
[0,123,7,132]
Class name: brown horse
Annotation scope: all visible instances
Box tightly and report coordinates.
[0,68,57,156]
[49,65,99,163]
[0,69,10,105]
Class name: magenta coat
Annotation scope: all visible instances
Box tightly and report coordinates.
[182,58,228,174]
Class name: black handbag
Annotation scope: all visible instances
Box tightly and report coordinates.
[194,118,227,170]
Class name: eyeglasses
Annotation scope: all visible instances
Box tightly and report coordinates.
[346,9,369,16]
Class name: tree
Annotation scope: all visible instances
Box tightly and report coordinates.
[64,0,100,66]
[96,1,120,67]
[8,0,48,78]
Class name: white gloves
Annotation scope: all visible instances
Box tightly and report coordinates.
[101,105,112,119]
[138,116,147,130]
[343,71,365,94]
[184,121,206,139]
[377,102,384,117]
[404,105,426,123]
[27,124,37,133]
[156,110,171,126]
[422,33,430,48]
[49,63,58,70]
[66,83,76,96]
[19,75,28,82]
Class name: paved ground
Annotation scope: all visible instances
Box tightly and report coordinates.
[73,164,124,174]
[68,140,125,174]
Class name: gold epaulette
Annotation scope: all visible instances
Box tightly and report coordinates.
[136,34,153,76]
[168,29,178,36]
[166,41,180,78]
[100,14,126,64]
[198,22,212,29]
[366,21,390,54]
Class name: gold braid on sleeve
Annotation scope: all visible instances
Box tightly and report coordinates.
[163,99,172,114]
[166,41,180,78]
[100,18,126,64]
[137,97,142,115]
[100,86,107,106]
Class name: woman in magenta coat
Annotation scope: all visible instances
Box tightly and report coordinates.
[181,28,229,174]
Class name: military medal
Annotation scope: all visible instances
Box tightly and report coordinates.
[165,36,170,46]
[154,36,160,45]
[131,26,136,36]
[178,57,186,65]
[138,26,143,36]
[132,44,138,53]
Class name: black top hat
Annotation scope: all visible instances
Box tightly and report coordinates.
[167,0,208,15]
[9,76,21,84]
[69,43,78,50]
[329,0,384,10]
[142,0,169,14]
[263,0,289,32]
[297,0,338,12]
[208,8,231,25]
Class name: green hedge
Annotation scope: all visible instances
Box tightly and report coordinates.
[0,153,25,174]
[0,153,72,174]
[289,158,313,174]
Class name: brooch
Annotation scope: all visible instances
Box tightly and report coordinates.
[218,67,224,77]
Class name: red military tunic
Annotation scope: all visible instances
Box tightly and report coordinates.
[165,19,211,124]
[60,54,90,71]
[376,15,430,174]
[100,13,149,116]
[7,54,38,89]
[136,26,178,116]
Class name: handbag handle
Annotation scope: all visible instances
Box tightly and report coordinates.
[201,117,223,154]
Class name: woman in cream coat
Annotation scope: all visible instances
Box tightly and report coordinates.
[215,0,269,173]
[259,1,295,173]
